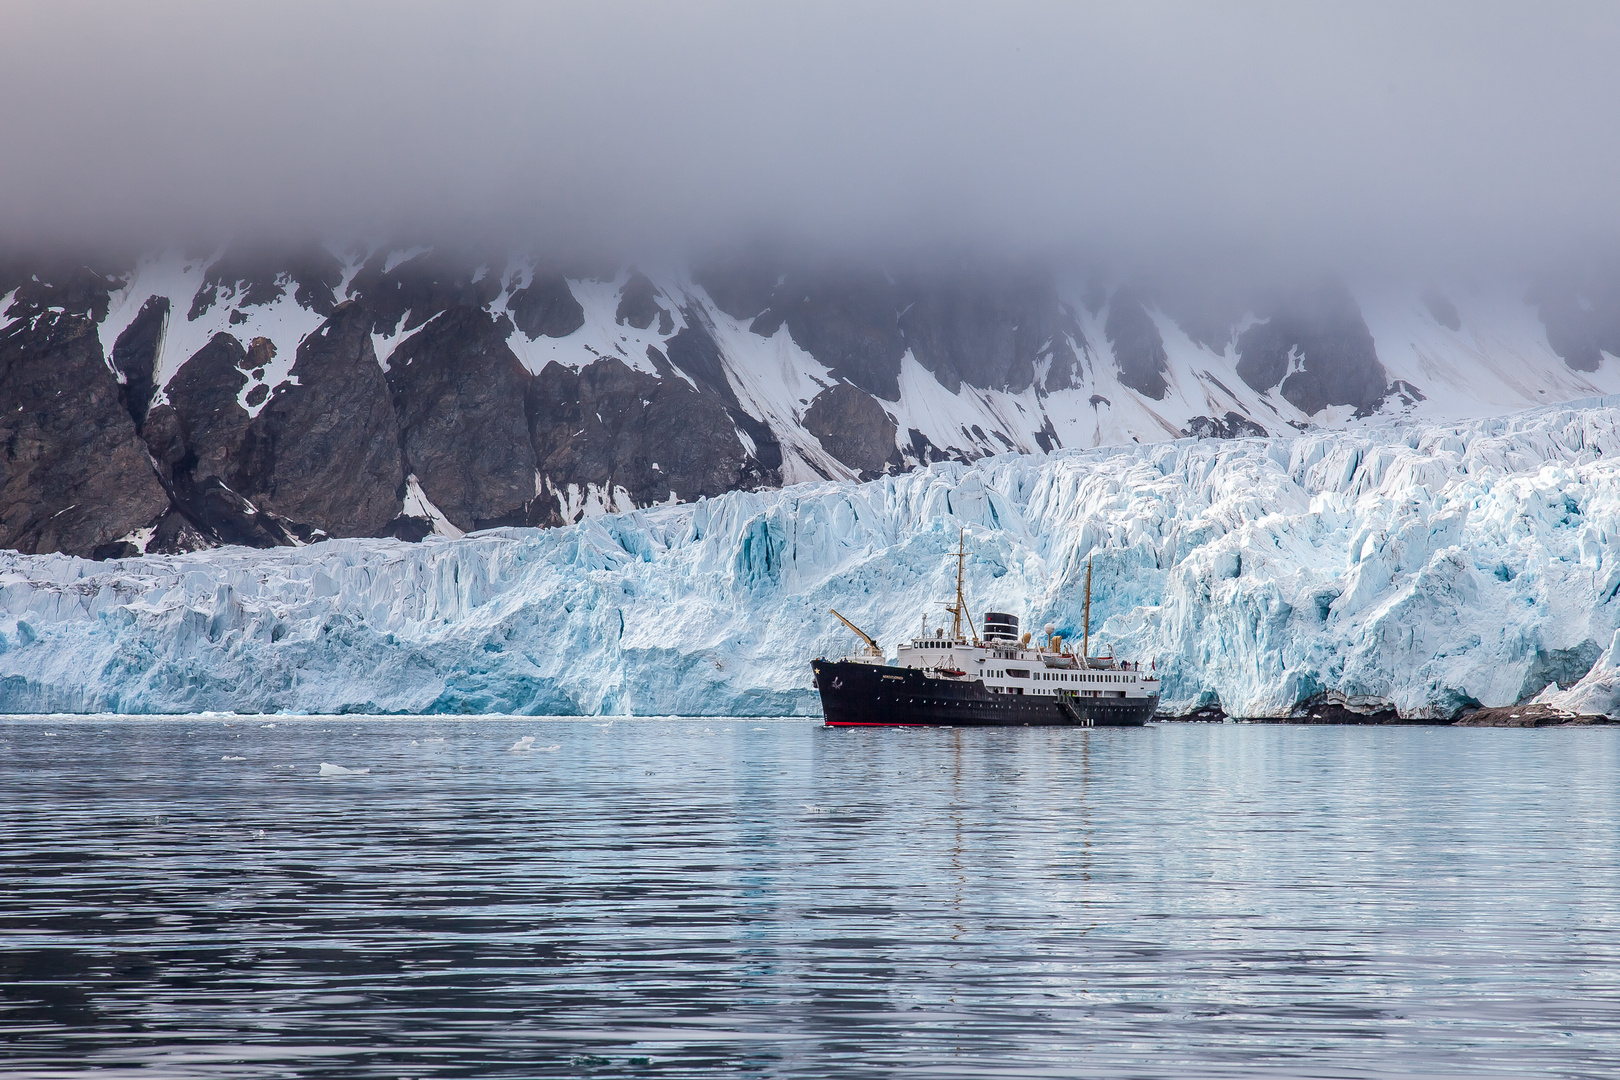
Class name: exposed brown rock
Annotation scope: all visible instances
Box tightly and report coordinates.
[1527,263,1620,373]
[347,250,503,339]
[527,355,760,523]
[228,302,404,537]
[508,273,584,339]
[387,306,538,531]
[144,308,406,545]
[188,244,344,321]
[750,270,909,401]
[110,295,169,429]
[614,272,666,331]
[1104,288,1169,400]
[1454,704,1615,727]
[151,332,253,481]
[142,333,290,548]
[0,311,169,556]
[1236,279,1388,417]
[900,272,1084,395]
[801,384,899,478]
[1182,412,1268,439]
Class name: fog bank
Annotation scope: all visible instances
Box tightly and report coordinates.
[2,1,1618,273]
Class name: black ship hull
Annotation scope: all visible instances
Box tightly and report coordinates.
[812,659,1155,727]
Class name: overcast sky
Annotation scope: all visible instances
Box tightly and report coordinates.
[2,0,1617,271]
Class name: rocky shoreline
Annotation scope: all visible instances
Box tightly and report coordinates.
[1156,704,1617,726]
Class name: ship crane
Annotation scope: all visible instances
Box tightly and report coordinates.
[829,608,882,658]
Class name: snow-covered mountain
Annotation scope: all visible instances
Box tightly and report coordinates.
[4,244,1620,558]
[4,397,1620,719]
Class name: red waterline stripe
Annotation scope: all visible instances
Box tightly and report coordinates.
[824,721,950,727]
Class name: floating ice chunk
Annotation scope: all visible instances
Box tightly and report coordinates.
[802,804,828,815]
[261,724,276,729]
[511,736,535,751]
[318,762,369,776]
[221,755,246,761]
[536,744,560,752]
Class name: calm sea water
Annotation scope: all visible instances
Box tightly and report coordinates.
[1,717,1617,1079]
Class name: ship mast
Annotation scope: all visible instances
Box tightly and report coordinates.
[1082,556,1092,660]
[947,527,977,644]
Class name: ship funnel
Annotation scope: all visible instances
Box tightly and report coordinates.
[983,612,1019,643]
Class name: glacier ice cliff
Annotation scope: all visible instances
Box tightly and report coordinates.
[5,399,1620,719]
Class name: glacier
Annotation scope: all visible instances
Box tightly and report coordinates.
[5,398,1620,719]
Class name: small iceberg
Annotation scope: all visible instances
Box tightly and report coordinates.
[319,762,369,776]
[511,736,535,751]
[221,755,246,762]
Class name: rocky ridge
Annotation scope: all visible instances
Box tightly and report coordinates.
[2,246,1619,557]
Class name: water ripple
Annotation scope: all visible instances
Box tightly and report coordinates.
[1,719,1616,1078]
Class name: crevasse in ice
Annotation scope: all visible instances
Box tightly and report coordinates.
[5,397,1620,718]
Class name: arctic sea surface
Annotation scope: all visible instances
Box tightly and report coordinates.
[3,717,1617,1079]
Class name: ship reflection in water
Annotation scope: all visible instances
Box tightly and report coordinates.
[3,717,1618,1078]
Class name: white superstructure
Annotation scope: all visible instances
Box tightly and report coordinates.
[894,621,1159,702]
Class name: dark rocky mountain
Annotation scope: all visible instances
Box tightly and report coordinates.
[0,245,1614,557]
[800,384,901,479]
[239,302,405,538]
[0,292,170,556]
[387,305,538,532]
[1104,287,1171,400]
[1528,262,1620,373]
[1234,280,1388,418]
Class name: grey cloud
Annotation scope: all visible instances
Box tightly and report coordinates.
[2,0,1618,270]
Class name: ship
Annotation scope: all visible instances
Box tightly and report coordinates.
[812,530,1159,727]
